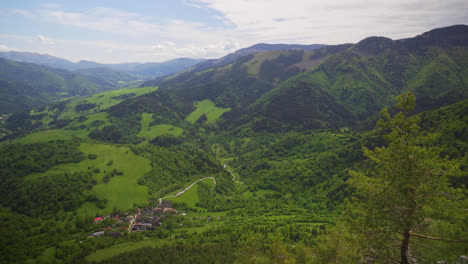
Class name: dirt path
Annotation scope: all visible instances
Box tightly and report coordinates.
[224,166,244,184]
[159,177,216,205]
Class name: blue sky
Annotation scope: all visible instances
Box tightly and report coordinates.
[1,0,467,63]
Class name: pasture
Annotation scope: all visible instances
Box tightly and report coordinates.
[185,99,230,124]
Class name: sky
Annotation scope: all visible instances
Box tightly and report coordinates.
[0,0,467,63]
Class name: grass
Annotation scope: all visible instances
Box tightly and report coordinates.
[185,99,230,124]
[31,86,158,122]
[85,239,171,262]
[245,50,284,75]
[18,112,110,144]
[26,143,152,216]
[137,113,183,140]
[166,178,215,206]
[18,129,85,144]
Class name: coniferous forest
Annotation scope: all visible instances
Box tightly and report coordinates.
[0,23,467,264]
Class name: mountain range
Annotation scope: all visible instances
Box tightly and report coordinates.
[138,25,468,132]
[0,51,204,79]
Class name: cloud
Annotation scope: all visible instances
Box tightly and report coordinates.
[38,34,55,45]
[32,7,162,37]
[192,0,468,44]
[9,8,35,18]
[151,39,240,59]
[0,44,12,51]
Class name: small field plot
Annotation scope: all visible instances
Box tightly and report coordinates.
[185,99,230,124]
[31,86,158,122]
[18,112,110,144]
[165,179,216,213]
[60,86,158,119]
[86,239,170,263]
[138,113,183,140]
[26,143,151,216]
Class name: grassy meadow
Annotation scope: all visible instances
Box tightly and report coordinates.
[18,112,110,144]
[185,99,230,124]
[137,113,183,140]
[26,143,152,216]
[31,86,158,121]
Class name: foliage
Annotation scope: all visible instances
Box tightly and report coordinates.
[346,92,467,263]
[91,243,237,264]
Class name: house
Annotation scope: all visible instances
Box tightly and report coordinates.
[88,231,105,238]
[163,207,176,213]
[108,232,122,238]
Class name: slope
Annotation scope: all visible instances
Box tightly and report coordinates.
[238,25,468,131]
[0,58,102,113]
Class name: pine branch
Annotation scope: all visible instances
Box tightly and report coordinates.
[410,232,468,243]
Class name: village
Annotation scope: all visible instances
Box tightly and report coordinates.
[88,201,178,238]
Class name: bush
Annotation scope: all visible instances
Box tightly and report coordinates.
[88,154,98,160]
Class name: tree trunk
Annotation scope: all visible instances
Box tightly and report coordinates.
[401,230,411,264]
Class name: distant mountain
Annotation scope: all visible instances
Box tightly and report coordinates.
[0,58,103,113]
[74,67,140,87]
[142,43,327,86]
[153,44,351,110]
[194,43,327,71]
[244,25,468,130]
[137,25,468,132]
[0,51,77,70]
[105,58,206,78]
[0,51,204,79]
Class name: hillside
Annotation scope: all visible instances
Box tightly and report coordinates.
[74,67,140,88]
[141,43,327,86]
[243,25,468,131]
[0,51,77,70]
[0,51,204,79]
[0,58,103,113]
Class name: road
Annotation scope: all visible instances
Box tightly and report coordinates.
[159,177,216,205]
[224,166,244,184]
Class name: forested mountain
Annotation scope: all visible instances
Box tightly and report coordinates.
[0,51,77,70]
[142,43,327,86]
[0,51,204,79]
[140,25,468,132]
[0,58,104,113]
[0,25,467,264]
[73,67,139,87]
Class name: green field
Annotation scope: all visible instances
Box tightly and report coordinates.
[185,99,231,124]
[165,179,221,217]
[31,86,158,121]
[18,129,85,144]
[26,143,152,215]
[18,112,110,144]
[86,239,171,262]
[138,113,183,140]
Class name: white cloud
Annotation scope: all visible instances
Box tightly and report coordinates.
[37,34,55,45]
[192,0,468,44]
[5,1,467,63]
[0,44,12,51]
[10,8,35,18]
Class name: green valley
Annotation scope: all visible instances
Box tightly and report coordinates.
[0,25,467,264]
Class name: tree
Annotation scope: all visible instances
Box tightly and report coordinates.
[346,92,467,263]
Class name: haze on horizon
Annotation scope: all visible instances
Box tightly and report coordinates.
[1,0,467,64]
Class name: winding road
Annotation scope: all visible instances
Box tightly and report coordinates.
[157,166,243,207]
[127,168,241,231]
[225,167,244,184]
[159,177,216,205]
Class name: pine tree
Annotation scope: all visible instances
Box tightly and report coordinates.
[347,92,467,263]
